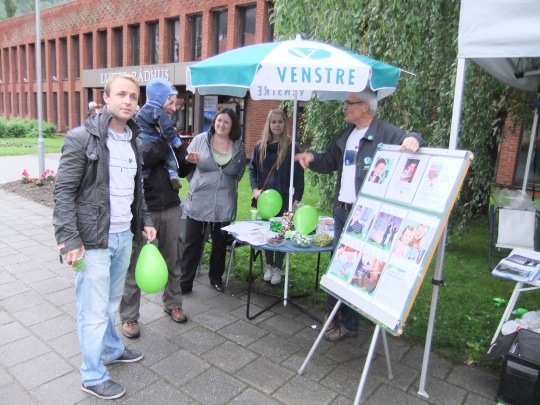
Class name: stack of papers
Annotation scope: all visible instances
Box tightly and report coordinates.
[492,248,540,284]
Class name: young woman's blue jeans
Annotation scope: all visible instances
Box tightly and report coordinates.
[75,230,133,387]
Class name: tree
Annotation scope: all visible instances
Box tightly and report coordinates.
[5,0,17,18]
[273,0,533,228]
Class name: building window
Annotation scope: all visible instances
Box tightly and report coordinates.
[239,6,256,46]
[0,52,3,83]
[167,18,180,63]
[29,43,36,81]
[20,45,27,82]
[16,93,20,115]
[515,122,540,185]
[190,14,202,61]
[0,92,4,114]
[8,92,11,114]
[24,92,29,116]
[72,35,80,79]
[84,33,93,69]
[11,47,18,82]
[33,92,37,118]
[49,40,56,79]
[148,21,159,64]
[43,92,47,120]
[3,49,10,83]
[113,27,123,67]
[40,41,46,81]
[75,91,81,125]
[98,29,107,68]
[267,2,275,42]
[129,24,140,66]
[63,92,69,130]
[53,92,58,126]
[213,9,228,55]
[60,38,68,79]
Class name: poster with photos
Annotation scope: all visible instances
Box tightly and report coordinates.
[321,146,471,335]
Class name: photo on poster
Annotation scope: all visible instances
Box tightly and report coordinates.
[412,156,465,213]
[349,253,386,296]
[367,209,406,252]
[384,154,431,204]
[361,151,401,197]
[327,244,361,283]
[344,204,375,242]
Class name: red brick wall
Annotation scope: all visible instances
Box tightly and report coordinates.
[0,0,276,159]
[496,118,522,186]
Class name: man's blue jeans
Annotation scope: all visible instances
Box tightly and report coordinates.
[75,230,133,387]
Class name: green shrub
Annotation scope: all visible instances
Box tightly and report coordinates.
[0,117,57,138]
[0,117,8,137]
[7,118,27,138]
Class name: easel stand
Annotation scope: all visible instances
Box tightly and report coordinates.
[298,301,394,404]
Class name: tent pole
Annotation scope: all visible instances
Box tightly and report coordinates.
[449,58,467,149]
[418,58,468,398]
[522,95,539,193]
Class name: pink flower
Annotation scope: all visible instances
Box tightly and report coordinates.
[22,170,29,177]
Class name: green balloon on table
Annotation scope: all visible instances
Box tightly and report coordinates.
[293,205,319,235]
[257,189,282,219]
[135,243,168,294]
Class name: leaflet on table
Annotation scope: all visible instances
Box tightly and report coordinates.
[492,248,540,283]
[221,221,267,234]
[322,198,441,327]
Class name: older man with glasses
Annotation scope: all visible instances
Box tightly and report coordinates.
[295,88,426,342]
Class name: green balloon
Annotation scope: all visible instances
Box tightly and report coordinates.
[293,205,319,235]
[257,189,282,219]
[135,243,168,294]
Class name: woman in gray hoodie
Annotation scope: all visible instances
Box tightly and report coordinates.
[180,108,246,292]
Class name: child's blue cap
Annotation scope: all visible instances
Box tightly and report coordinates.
[146,78,178,106]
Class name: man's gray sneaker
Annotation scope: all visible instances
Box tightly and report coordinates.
[110,348,144,364]
[81,380,125,400]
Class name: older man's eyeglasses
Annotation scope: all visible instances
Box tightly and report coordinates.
[343,100,364,106]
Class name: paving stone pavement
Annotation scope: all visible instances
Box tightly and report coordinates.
[0,154,502,404]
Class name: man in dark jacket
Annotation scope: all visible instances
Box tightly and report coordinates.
[53,74,156,400]
[119,96,200,338]
[296,88,426,342]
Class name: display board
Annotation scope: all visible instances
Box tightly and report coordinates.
[320,145,472,335]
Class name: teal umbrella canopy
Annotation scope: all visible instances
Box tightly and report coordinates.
[186,36,401,101]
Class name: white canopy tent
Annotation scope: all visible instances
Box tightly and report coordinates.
[451,0,540,190]
[418,0,540,398]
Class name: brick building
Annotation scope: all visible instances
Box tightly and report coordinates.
[0,0,283,158]
[0,0,536,189]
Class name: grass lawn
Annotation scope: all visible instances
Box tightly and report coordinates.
[0,136,65,156]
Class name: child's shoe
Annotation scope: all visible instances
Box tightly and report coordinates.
[170,176,182,190]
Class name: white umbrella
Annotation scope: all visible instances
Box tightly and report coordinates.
[187,36,403,304]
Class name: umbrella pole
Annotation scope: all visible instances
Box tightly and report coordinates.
[284,93,299,305]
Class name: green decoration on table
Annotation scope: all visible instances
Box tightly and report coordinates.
[135,242,168,294]
[257,189,282,220]
[293,205,319,235]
